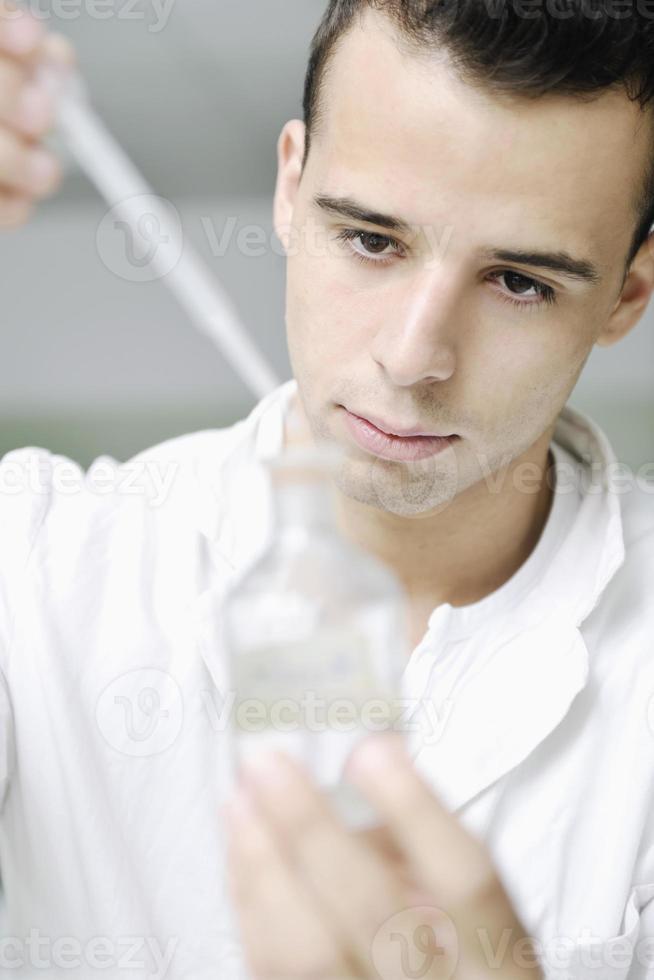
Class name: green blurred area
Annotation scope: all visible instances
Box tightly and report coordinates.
[0,394,651,476]
[0,405,246,469]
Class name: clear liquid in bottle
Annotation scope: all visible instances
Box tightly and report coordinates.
[221,442,410,829]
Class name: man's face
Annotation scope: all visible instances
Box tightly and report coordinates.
[275,8,650,518]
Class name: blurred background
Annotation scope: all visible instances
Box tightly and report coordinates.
[0,0,652,471]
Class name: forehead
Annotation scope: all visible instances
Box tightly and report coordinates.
[314,7,649,265]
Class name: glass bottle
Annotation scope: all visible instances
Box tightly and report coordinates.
[221,442,410,829]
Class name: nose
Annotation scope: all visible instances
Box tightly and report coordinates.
[369,263,459,387]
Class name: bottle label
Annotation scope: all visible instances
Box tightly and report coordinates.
[231,624,401,732]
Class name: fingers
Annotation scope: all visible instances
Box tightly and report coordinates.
[38,31,77,70]
[241,750,412,975]
[344,736,544,977]
[0,8,67,203]
[224,786,357,980]
[0,125,61,195]
[0,55,55,139]
[0,5,72,221]
[0,5,45,59]
[344,734,500,912]
[0,17,56,141]
[229,742,542,980]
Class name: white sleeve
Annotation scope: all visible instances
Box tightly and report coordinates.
[0,446,57,812]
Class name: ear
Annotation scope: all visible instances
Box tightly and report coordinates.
[273,119,306,254]
[596,230,654,347]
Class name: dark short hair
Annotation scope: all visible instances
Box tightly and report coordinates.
[302,0,654,268]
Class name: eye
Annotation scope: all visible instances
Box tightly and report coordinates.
[334,228,405,267]
[490,270,557,309]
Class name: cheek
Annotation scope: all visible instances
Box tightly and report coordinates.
[519,325,591,400]
[465,319,592,435]
[286,252,380,367]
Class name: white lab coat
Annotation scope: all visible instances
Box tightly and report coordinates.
[0,378,652,979]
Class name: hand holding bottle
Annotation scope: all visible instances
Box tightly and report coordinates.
[223,733,543,980]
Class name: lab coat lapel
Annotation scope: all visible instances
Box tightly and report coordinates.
[405,614,590,813]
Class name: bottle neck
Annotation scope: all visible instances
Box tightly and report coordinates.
[272,480,337,533]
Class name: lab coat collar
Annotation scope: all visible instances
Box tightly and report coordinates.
[191,380,626,812]
[536,405,626,626]
[405,613,592,813]
[404,405,627,812]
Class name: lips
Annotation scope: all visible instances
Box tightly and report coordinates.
[340,407,459,463]
[350,409,454,439]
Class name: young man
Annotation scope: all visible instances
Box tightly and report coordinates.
[0,2,653,979]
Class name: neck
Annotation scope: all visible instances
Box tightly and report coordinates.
[283,392,557,610]
[334,442,556,609]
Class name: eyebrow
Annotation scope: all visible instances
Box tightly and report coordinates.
[481,248,602,285]
[313,193,602,285]
[312,194,415,236]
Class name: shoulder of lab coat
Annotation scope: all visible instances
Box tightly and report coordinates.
[0,378,292,668]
